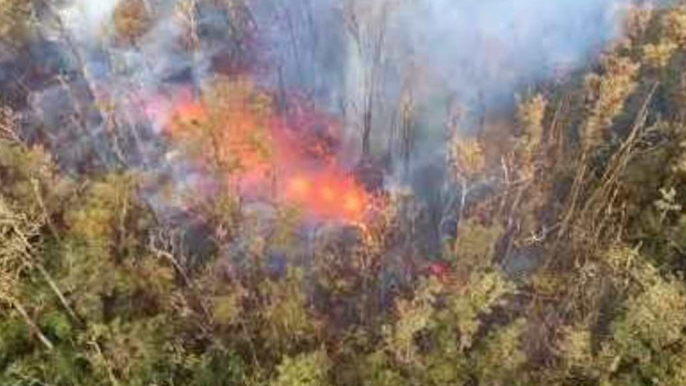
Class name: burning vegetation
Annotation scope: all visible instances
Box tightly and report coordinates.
[3,1,686,386]
[153,77,373,222]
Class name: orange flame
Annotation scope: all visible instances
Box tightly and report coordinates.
[149,82,371,223]
[285,171,368,222]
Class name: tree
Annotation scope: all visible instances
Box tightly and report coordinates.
[273,349,331,386]
[343,0,398,160]
[112,0,153,46]
[0,0,33,48]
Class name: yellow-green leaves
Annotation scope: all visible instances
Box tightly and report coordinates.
[664,5,686,47]
[451,269,514,350]
[64,174,138,252]
[453,219,504,271]
[474,318,527,386]
[0,0,32,47]
[112,0,153,46]
[643,41,678,69]
[613,275,686,354]
[583,56,640,152]
[385,278,440,364]
[450,137,486,181]
[273,349,331,386]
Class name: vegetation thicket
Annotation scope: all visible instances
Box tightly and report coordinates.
[3,1,686,386]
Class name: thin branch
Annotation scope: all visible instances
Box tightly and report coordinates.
[11,300,54,351]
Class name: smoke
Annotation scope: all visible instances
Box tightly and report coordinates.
[0,0,669,276]
[16,0,668,229]
[401,0,629,103]
[53,0,644,126]
[63,0,121,41]
[247,0,661,174]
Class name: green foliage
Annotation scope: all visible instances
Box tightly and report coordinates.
[272,206,304,253]
[448,269,515,350]
[473,318,527,386]
[0,140,74,221]
[211,292,242,326]
[360,350,409,386]
[385,278,439,364]
[516,93,547,174]
[0,317,31,367]
[559,323,594,372]
[59,174,163,321]
[191,345,247,386]
[450,137,486,181]
[643,41,678,68]
[6,2,686,386]
[611,274,686,356]
[262,268,322,352]
[664,5,686,46]
[452,219,504,271]
[273,349,331,386]
[64,173,142,251]
[582,55,640,152]
[579,261,686,386]
[39,310,72,341]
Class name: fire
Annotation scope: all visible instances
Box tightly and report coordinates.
[173,101,205,128]
[164,80,274,176]
[149,81,371,223]
[285,171,368,222]
[287,176,312,197]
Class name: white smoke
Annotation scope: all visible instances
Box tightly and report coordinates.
[395,0,631,105]
[32,0,672,188]
[60,0,122,43]
[250,0,661,170]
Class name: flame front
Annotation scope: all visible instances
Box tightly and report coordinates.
[285,171,368,222]
[150,81,371,223]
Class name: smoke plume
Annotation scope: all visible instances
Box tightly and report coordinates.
[15,0,669,233]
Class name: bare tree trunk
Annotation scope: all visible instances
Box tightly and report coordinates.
[362,91,373,159]
[361,7,388,161]
[400,95,415,178]
[34,262,80,323]
[344,0,393,162]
